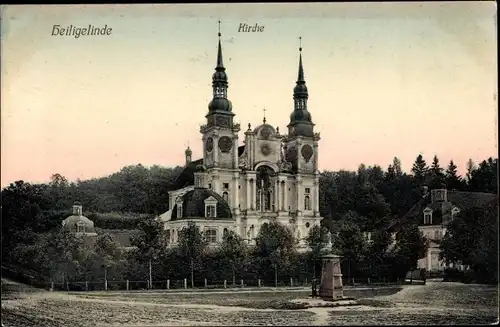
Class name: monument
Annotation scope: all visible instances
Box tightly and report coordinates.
[318,253,344,300]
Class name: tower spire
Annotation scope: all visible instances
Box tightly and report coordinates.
[297,37,305,82]
[216,20,224,69]
[206,20,234,127]
[263,107,267,124]
[287,37,314,137]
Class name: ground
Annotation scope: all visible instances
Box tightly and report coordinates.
[1,279,498,326]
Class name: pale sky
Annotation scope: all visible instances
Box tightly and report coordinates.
[1,2,497,187]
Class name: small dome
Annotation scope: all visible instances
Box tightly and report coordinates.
[212,70,228,83]
[62,214,97,234]
[294,83,308,95]
[208,98,233,112]
[171,188,232,221]
[290,109,312,123]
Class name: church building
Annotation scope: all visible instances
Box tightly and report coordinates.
[159,27,322,249]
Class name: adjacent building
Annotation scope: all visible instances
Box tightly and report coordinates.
[399,185,496,271]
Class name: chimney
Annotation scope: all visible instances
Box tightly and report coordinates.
[430,183,448,203]
[72,201,83,216]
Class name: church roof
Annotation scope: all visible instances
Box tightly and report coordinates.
[390,190,496,230]
[171,145,245,190]
[170,188,233,221]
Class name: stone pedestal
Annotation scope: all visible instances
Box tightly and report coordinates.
[319,254,344,300]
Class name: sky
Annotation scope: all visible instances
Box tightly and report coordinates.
[1,2,497,187]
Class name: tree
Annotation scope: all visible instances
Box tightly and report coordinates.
[332,220,368,281]
[216,230,248,285]
[393,157,403,177]
[254,222,297,280]
[130,215,169,283]
[445,160,463,190]
[468,158,498,194]
[428,155,445,188]
[465,159,476,182]
[364,229,392,279]
[389,224,428,280]
[94,233,124,282]
[177,221,208,287]
[440,202,498,283]
[305,225,330,278]
[411,154,428,184]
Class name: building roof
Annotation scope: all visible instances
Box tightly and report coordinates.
[170,187,233,221]
[391,190,497,230]
[61,215,97,233]
[171,145,245,190]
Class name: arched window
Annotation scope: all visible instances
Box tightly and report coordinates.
[304,195,311,210]
[205,229,218,243]
[222,192,229,203]
[256,166,276,212]
[223,228,229,237]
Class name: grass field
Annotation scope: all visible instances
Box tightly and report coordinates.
[1,279,497,326]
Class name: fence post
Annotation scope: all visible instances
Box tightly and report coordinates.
[368,277,370,284]
[85,281,88,292]
[353,278,355,286]
[258,279,261,288]
[166,279,170,290]
[305,278,308,286]
[105,279,108,291]
[66,281,69,292]
[290,278,293,287]
[184,278,187,289]
[224,280,227,289]
[126,280,129,291]
[51,282,54,291]
[240,279,244,288]
[204,278,207,288]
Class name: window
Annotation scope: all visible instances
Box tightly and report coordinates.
[223,228,229,236]
[305,222,310,228]
[305,188,311,194]
[222,192,229,203]
[205,229,218,243]
[451,207,460,218]
[223,183,229,189]
[264,190,272,211]
[208,183,212,190]
[77,222,85,233]
[177,205,183,218]
[304,195,311,210]
[206,205,216,218]
[423,208,433,225]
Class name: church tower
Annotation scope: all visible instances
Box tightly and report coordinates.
[283,39,321,241]
[200,21,241,215]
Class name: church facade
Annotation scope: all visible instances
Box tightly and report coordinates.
[159,31,322,249]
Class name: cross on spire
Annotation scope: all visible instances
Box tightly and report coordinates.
[263,107,267,123]
[299,36,302,52]
[218,20,221,38]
